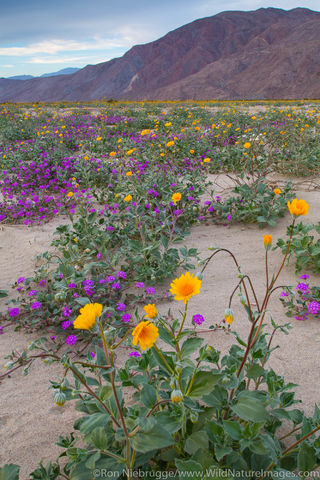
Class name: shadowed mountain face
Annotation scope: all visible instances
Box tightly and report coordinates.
[1,7,319,102]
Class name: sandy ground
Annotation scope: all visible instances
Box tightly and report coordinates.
[1,177,320,478]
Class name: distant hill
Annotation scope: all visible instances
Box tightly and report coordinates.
[7,75,34,81]
[6,68,79,81]
[1,7,319,101]
[40,67,80,78]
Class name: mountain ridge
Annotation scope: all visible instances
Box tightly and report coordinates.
[0,7,319,101]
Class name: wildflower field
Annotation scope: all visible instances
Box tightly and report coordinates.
[1,100,320,479]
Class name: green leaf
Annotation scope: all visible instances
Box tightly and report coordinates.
[79,413,110,435]
[175,459,203,480]
[0,464,20,480]
[90,427,108,450]
[141,384,157,408]
[246,364,265,380]
[132,423,174,453]
[297,442,316,474]
[188,371,222,399]
[223,420,242,440]
[75,297,90,306]
[231,393,268,423]
[181,337,204,358]
[214,445,233,461]
[185,430,209,455]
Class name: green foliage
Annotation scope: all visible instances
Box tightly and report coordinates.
[276,221,320,273]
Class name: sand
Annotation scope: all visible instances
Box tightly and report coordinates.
[1,176,320,478]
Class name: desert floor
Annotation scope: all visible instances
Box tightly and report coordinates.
[1,175,319,478]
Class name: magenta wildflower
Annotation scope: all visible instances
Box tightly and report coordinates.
[90,352,96,359]
[61,320,72,330]
[146,287,156,295]
[307,302,320,315]
[136,282,144,288]
[117,271,127,279]
[129,351,141,357]
[122,313,131,322]
[68,283,77,288]
[296,283,309,292]
[300,274,310,279]
[17,277,26,284]
[116,303,126,311]
[66,335,77,346]
[192,314,205,325]
[9,307,20,317]
[106,275,115,282]
[112,282,121,290]
[31,301,42,310]
[28,290,38,296]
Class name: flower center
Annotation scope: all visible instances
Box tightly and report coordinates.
[180,283,194,296]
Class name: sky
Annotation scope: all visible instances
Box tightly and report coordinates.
[1,0,319,77]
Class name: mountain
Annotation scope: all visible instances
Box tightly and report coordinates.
[0,7,319,102]
[6,67,80,81]
[7,75,34,81]
[40,67,80,78]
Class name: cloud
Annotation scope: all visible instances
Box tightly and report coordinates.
[0,37,131,57]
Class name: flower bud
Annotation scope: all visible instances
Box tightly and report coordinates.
[171,389,183,403]
[54,391,66,407]
[4,361,14,370]
[224,308,234,325]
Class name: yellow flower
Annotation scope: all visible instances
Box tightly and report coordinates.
[132,321,159,350]
[224,308,234,325]
[109,151,116,157]
[96,137,102,141]
[143,304,157,319]
[203,157,211,163]
[140,129,150,136]
[169,272,201,304]
[164,122,172,127]
[166,140,174,147]
[189,149,194,154]
[263,234,272,249]
[124,194,132,202]
[243,142,251,149]
[126,171,133,176]
[171,192,181,203]
[74,303,103,330]
[67,192,73,197]
[287,199,309,217]
[274,188,281,195]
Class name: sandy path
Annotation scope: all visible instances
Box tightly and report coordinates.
[0,181,319,478]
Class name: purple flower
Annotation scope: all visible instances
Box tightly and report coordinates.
[63,307,72,317]
[38,279,46,287]
[296,283,309,292]
[192,314,205,325]
[106,275,115,282]
[66,335,77,346]
[106,226,114,232]
[99,278,106,284]
[300,274,310,279]
[117,271,127,279]
[61,320,72,330]
[146,287,156,295]
[308,302,320,315]
[8,307,20,317]
[136,282,144,288]
[59,273,64,279]
[97,253,102,259]
[227,214,232,221]
[28,289,38,297]
[0,326,3,334]
[129,351,141,357]
[17,277,26,284]
[116,302,126,311]
[31,301,42,310]
[122,313,131,322]
[111,282,121,290]
[90,352,96,359]
[280,291,289,297]
[68,283,77,289]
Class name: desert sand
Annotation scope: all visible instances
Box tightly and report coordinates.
[0,176,320,478]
